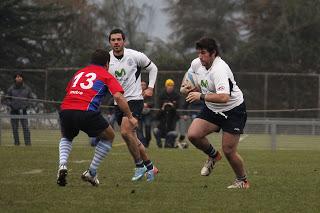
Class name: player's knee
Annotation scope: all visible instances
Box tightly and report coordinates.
[222,145,235,158]
[100,130,115,142]
[120,130,130,140]
[187,131,199,143]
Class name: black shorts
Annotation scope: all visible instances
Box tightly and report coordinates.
[59,110,109,141]
[115,100,144,125]
[197,102,247,134]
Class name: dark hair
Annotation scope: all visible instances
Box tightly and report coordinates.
[196,37,219,56]
[91,49,110,66]
[108,28,125,41]
[13,71,23,79]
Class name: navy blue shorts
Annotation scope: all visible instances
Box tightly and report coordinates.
[59,110,109,141]
[197,102,247,134]
[115,100,144,125]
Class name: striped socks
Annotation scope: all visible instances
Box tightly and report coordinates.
[59,138,72,166]
[203,144,217,159]
[89,140,112,176]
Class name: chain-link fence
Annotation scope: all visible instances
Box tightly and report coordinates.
[1,68,319,118]
[1,68,320,149]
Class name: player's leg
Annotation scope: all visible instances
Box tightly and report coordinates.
[81,112,114,186]
[121,117,143,163]
[222,102,249,189]
[222,132,249,189]
[57,110,78,186]
[136,134,159,182]
[187,118,222,176]
[121,117,150,181]
[82,125,114,186]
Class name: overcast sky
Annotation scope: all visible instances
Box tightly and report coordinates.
[135,0,171,41]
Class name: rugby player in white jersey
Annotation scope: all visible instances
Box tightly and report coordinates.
[108,29,158,182]
[181,37,249,189]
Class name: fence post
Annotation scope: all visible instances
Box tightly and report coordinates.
[0,117,2,145]
[271,122,277,151]
[264,74,268,118]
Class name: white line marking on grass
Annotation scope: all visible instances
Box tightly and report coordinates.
[113,142,126,147]
[22,169,43,174]
[73,160,91,164]
[240,134,249,142]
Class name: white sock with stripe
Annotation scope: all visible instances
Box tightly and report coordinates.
[59,138,72,166]
[89,140,112,176]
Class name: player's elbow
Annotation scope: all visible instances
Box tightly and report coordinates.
[147,62,158,73]
[113,92,123,102]
[218,94,230,103]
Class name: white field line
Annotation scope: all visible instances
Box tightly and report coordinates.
[240,134,249,142]
[21,169,43,174]
[1,142,127,147]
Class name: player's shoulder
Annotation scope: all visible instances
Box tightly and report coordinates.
[125,48,146,58]
[212,57,231,73]
[190,58,202,71]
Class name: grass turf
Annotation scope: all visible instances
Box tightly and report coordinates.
[0,132,319,213]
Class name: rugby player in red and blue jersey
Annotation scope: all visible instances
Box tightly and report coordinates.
[57,49,137,187]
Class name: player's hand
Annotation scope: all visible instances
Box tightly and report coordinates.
[180,83,199,95]
[186,92,201,103]
[143,87,153,98]
[128,116,138,129]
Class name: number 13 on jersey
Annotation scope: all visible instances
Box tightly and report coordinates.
[72,72,97,89]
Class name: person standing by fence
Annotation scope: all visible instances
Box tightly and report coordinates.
[6,72,34,146]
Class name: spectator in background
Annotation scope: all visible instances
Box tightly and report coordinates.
[6,72,34,146]
[158,79,180,109]
[153,102,179,148]
[137,80,154,148]
[105,95,116,129]
[177,99,204,149]
[154,79,180,148]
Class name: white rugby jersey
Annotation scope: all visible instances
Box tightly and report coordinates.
[109,48,157,102]
[188,56,244,112]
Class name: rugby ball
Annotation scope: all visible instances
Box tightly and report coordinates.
[180,71,199,94]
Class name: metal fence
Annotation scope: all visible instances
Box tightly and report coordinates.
[1,68,320,118]
[0,113,319,151]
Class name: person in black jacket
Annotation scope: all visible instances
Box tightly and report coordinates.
[153,102,179,148]
[6,72,34,146]
[137,81,154,148]
[154,79,181,148]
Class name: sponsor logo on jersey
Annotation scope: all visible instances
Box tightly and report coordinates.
[200,80,208,88]
[69,90,83,95]
[115,68,126,78]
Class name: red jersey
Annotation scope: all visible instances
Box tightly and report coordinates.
[61,64,124,111]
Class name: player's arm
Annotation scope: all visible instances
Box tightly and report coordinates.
[113,92,138,128]
[180,70,197,95]
[142,62,157,97]
[186,70,230,103]
[186,91,229,103]
[138,52,158,97]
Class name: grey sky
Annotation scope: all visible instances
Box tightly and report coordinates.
[135,0,171,41]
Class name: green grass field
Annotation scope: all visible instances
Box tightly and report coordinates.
[0,130,319,212]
